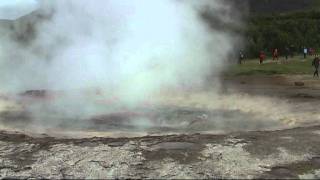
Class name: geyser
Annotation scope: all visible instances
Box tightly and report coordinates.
[0,0,235,98]
[0,0,241,134]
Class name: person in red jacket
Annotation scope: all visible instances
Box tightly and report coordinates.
[259,51,265,64]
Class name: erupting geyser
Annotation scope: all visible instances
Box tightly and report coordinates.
[0,0,236,99]
[0,0,253,136]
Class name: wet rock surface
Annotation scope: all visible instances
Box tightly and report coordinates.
[0,126,320,179]
[0,106,288,135]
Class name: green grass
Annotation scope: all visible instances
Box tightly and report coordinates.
[225,56,315,76]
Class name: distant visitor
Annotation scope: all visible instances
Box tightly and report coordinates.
[312,55,320,78]
[284,46,290,60]
[259,51,265,64]
[272,48,278,61]
[304,47,308,59]
[239,51,245,64]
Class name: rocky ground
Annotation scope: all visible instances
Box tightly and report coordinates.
[1,126,320,179]
[0,74,320,179]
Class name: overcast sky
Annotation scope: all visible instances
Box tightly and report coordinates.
[0,0,39,20]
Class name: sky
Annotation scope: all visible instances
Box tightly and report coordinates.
[0,0,39,20]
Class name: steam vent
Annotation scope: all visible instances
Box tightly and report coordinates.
[1,0,320,179]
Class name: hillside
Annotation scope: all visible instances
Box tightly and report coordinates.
[247,0,318,14]
[239,0,320,58]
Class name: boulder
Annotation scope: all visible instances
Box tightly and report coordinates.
[294,82,304,86]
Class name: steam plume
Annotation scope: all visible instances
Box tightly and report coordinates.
[0,0,238,125]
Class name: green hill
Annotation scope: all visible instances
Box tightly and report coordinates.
[247,0,318,14]
[240,0,320,58]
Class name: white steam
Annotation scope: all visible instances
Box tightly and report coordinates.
[0,0,237,125]
[0,0,38,20]
[1,0,234,98]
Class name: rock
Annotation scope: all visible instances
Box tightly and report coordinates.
[294,82,304,86]
[20,90,47,98]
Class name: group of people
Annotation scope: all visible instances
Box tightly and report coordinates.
[303,47,316,58]
[238,47,317,65]
[259,47,293,64]
[238,48,320,78]
[238,48,289,65]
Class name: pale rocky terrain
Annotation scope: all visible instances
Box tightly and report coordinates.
[1,126,320,179]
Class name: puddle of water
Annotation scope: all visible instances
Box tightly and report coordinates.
[266,167,298,179]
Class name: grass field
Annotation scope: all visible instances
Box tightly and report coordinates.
[225,56,316,76]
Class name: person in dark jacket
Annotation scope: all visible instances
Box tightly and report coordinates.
[239,51,245,64]
[284,47,290,60]
[312,55,320,78]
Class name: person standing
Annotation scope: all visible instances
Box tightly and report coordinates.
[239,50,245,64]
[312,55,320,78]
[310,48,315,56]
[259,51,265,64]
[290,45,295,58]
[273,48,279,61]
[285,47,290,60]
[304,47,308,59]
[312,48,317,57]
